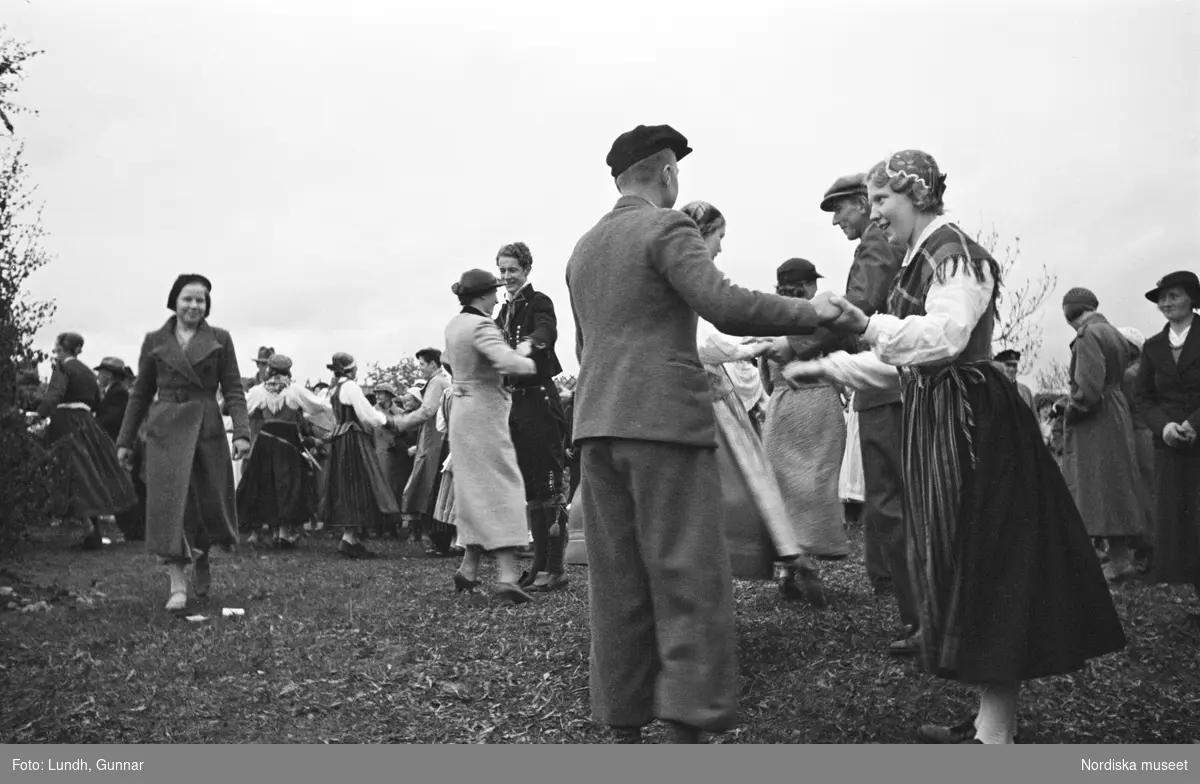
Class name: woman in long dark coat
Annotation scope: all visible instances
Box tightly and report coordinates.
[494,242,570,592]
[32,332,137,550]
[786,151,1125,744]
[1058,290,1143,581]
[1134,270,1200,626]
[117,275,250,612]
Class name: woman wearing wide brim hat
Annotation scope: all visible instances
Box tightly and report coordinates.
[236,353,332,550]
[439,268,539,603]
[318,351,401,558]
[1133,270,1200,625]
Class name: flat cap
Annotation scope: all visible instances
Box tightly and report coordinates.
[820,173,868,212]
[994,349,1021,363]
[606,124,692,179]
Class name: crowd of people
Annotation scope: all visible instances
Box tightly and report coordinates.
[15,123,1199,745]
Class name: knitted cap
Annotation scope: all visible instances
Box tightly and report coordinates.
[1062,287,1098,309]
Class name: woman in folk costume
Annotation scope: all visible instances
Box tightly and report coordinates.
[785,151,1125,744]
[1055,288,1144,582]
[318,352,400,559]
[678,201,823,603]
[1134,270,1200,626]
[29,332,137,550]
[117,275,251,612]
[1117,326,1156,572]
[494,242,571,593]
[442,269,539,604]
[236,354,331,549]
[760,258,852,581]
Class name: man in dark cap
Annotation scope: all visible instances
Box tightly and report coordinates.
[566,124,853,744]
[994,349,1036,410]
[798,172,915,651]
[93,357,132,443]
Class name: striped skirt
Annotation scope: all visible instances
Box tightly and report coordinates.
[901,361,1126,683]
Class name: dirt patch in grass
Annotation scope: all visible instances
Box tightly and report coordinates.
[1,523,1196,743]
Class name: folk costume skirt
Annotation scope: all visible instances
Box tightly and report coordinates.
[46,406,137,520]
[508,380,567,503]
[319,424,399,531]
[901,362,1126,684]
[427,440,456,536]
[763,378,851,558]
[710,368,800,580]
[236,421,315,529]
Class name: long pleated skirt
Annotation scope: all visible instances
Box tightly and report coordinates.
[236,421,315,529]
[46,408,137,519]
[902,362,1127,683]
[319,426,399,531]
[762,380,851,558]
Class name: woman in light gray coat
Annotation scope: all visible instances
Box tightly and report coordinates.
[443,269,538,604]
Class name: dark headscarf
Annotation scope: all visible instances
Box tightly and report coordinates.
[167,274,213,317]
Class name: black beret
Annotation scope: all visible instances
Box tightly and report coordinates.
[994,349,1021,363]
[606,124,692,179]
[167,273,213,316]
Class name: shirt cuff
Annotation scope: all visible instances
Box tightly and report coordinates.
[863,315,883,344]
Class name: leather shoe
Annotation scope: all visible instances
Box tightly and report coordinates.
[888,631,921,656]
[528,573,570,593]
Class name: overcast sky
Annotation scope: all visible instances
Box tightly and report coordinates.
[7,0,1198,387]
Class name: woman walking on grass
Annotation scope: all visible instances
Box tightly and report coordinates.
[117,274,250,612]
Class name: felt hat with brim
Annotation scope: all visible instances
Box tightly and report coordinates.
[326,352,356,373]
[253,346,276,364]
[94,356,128,375]
[1144,270,1200,304]
[777,258,823,286]
[373,382,398,398]
[819,173,868,212]
[452,269,503,298]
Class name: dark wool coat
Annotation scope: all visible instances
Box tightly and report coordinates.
[118,318,250,558]
[1061,312,1143,538]
[1134,321,1200,584]
[95,385,129,443]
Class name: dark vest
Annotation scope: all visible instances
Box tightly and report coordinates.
[887,223,998,365]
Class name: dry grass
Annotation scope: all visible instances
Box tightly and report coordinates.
[1,522,1196,744]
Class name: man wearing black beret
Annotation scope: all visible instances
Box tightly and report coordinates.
[566,124,853,744]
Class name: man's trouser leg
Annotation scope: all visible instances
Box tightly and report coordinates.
[859,403,918,629]
[581,438,738,733]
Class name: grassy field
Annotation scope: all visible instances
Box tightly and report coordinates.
[1,521,1196,744]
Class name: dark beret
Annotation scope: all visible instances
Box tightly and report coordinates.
[606,124,692,179]
[994,349,1021,363]
[819,173,868,212]
[167,274,213,316]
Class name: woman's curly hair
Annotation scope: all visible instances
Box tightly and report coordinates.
[866,150,947,215]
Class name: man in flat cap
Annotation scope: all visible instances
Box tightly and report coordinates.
[797,173,915,652]
[1059,287,1144,581]
[565,124,852,744]
[994,349,1036,411]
